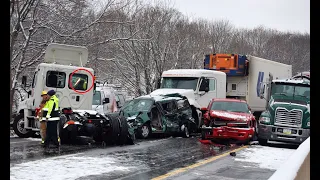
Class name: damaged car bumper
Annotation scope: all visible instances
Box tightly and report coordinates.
[201,126,254,141]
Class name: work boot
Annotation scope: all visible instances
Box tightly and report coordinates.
[41,139,45,147]
[58,137,61,146]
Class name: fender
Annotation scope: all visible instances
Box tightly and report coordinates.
[16,100,28,114]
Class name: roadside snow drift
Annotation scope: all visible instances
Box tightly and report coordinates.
[10,153,131,180]
[234,146,295,170]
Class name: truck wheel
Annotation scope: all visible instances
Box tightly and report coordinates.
[109,115,120,145]
[117,116,128,145]
[258,138,268,146]
[138,123,151,139]
[13,114,34,138]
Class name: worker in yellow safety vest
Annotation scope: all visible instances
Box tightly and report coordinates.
[74,77,87,90]
[36,91,49,145]
[42,90,60,148]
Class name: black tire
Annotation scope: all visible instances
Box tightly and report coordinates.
[118,116,129,145]
[201,129,207,140]
[137,123,151,139]
[258,138,268,146]
[107,114,120,145]
[182,125,190,138]
[13,113,34,138]
[253,121,259,141]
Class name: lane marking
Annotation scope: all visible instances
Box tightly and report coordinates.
[152,145,248,180]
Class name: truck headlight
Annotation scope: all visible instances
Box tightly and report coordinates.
[259,117,270,123]
[307,121,310,127]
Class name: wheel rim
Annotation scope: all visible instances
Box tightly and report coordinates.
[185,127,189,137]
[17,118,28,134]
[141,126,149,137]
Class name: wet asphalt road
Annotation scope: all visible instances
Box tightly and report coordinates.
[10,135,298,180]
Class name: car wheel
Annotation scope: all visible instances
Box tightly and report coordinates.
[201,129,207,140]
[138,124,151,139]
[13,114,34,138]
[183,125,190,138]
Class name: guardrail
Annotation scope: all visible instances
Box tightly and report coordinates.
[268,137,310,180]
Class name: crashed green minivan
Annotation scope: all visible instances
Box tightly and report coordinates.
[119,94,196,138]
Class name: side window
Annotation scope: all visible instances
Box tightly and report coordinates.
[69,73,88,91]
[209,79,216,91]
[46,71,66,88]
[32,72,38,88]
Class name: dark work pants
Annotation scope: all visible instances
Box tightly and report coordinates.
[45,120,59,147]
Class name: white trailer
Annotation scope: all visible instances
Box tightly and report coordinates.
[226,55,292,112]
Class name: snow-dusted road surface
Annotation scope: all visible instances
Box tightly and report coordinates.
[10,136,298,180]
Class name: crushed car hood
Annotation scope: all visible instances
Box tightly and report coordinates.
[210,110,251,121]
[150,88,201,108]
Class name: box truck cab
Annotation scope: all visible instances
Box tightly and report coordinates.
[13,43,95,138]
[92,85,118,114]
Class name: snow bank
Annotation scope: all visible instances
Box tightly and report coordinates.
[10,153,131,180]
[268,137,310,180]
[234,145,295,170]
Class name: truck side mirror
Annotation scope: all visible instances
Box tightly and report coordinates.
[259,83,265,99]
[199,79,209,92]
[155,78,161,89]
[103,98,110,104]
[22,76,27,88]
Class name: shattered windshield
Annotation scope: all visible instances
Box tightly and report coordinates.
[211,101,250,113]
[122,99,153,112]
[271,83,310,99]
[160,77,199,91]
[92,91,101,105]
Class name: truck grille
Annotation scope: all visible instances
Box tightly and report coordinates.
[275,108,303,127]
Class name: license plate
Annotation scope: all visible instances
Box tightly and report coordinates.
[283,129,291,135]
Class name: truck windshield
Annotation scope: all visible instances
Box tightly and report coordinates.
[122,99,153,112]
[92,91,101,105]
[161,77,199,91]
[211,101,250,113]
[271,83,310,99]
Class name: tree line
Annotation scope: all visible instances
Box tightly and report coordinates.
[10,0,310,112]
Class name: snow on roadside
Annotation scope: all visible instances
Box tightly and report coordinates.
[10,153,132,180]
[234,146,296,170]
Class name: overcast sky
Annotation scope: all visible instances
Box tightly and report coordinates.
[170,0,310,33]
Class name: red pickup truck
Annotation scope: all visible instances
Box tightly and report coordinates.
[200,98,256,144]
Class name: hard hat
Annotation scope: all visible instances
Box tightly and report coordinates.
[41,91,48,96]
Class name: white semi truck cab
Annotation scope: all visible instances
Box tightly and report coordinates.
[152,69,227,108]
[13,43,96,138]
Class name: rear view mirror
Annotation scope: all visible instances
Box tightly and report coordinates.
[22,76,27,88]
[103,98,110,104]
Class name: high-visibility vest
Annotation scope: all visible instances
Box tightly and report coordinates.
[42,95,60,121]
